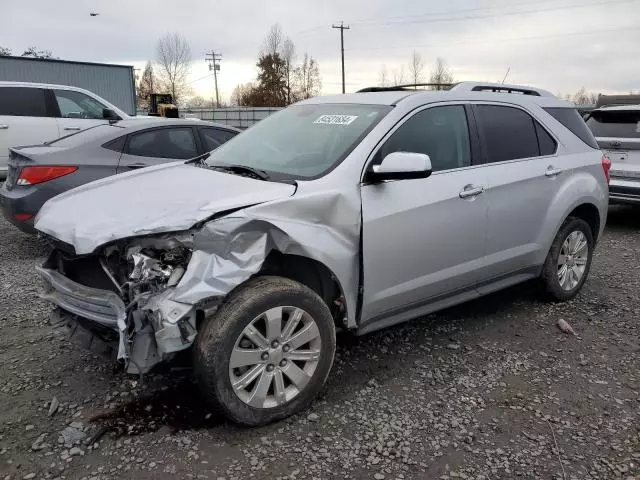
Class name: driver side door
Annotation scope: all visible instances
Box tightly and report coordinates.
[52,89,111,135]
[360,104,488,330]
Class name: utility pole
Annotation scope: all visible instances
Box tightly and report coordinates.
[332,21,350,94]
[205,51,222,107]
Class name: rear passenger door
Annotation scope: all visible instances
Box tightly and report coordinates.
[116,126,200,172]
[473,103,560,288]
[198,126,238,151]
[0,87,59,174]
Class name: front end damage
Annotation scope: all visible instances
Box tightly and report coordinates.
[37,198,360,375]
[39,236,198,373]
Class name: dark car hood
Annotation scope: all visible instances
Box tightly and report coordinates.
[34,162,296,254]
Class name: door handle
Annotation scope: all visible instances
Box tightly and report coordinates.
[64,127,82,131]
[459,185,485,199]
[545,166,563,177]
[126,163,148,169]
[0,125,8,129]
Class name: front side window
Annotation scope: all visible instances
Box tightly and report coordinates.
[476,105,540,162]
[205,104,391,179]
[126,127,198,159]
[375,105,471,172]
[54,89,108,119]
[0,87,48,117]
[586,110,640,139]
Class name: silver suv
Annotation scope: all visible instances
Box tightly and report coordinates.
[34,82,609,426]
[586,105,640,204]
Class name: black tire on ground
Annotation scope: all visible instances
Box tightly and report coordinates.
[193,276,336,426]
[540,216,594,301]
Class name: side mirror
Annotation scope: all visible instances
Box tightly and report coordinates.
[370,151,432,182]
[103,108,121,121]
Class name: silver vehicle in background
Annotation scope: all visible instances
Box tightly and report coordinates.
[34,82,609,426]
[586,105,640,204]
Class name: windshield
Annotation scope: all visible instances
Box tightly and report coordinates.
[586,110,640,138]
[205,103,391,179]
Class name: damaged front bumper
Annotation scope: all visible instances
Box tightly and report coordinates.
[37,259,198,374]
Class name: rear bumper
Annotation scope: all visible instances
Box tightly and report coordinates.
[0,183,44,233]
[609,178,640,205]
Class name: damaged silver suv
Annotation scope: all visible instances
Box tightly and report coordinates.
[35,82,609,426]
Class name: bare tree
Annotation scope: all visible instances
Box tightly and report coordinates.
[281,37,296,104]
[0,46,11,56]
[293,53,322,100]
[21,47,53,59]
[263,23,284,57]
[408,51,424,88]
[392,65,406,86]
[186,95,206,109]
[429,57,454,90]
[378,65,389,87]
[571,87,599,106]
[156,32,192,102]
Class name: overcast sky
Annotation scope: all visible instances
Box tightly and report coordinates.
[3,0,640,103]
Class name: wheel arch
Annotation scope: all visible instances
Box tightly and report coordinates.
[256,251,348,329]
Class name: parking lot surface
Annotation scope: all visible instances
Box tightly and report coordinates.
[0,208,638,480]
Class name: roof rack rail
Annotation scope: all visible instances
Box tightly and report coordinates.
[357,83,454,93]
[450,82,555,97]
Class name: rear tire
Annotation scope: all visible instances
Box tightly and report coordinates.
[540,217,594,301]
[193,276,336,426]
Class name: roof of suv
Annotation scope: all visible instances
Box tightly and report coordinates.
[0,80,105,93]
[300,81,572,109]
[592,104,640,112]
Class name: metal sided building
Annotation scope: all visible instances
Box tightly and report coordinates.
[0,56,136,115]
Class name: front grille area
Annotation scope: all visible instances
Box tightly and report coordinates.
[37,266,126,329]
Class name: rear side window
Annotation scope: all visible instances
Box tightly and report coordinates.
[200,127,237,151]
[476,105,539,162]
[126,127,198,159]
[585,110,640,140]
[102,136,126,153]
[545,107,599,148]
[535,122,557,156]
[0,87,48,117]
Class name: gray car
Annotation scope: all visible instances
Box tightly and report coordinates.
[585,105,640,204]
[0,118,239,232]
[33,82,608,426]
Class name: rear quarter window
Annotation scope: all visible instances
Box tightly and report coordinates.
[0,87,48,117]
[544,107,599,149]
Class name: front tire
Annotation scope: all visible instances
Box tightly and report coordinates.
[194,276,336,426]
[540,217,594,301]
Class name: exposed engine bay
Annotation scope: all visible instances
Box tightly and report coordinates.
[42,235,199,374]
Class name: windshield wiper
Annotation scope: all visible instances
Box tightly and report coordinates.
[212,164,270,181]
[185,152,211,165]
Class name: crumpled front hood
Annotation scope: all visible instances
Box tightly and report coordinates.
[35,162,296,254]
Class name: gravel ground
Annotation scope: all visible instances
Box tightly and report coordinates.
[0,207,638,480]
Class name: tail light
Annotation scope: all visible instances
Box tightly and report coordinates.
[601,155,611,185]
[16,166,78,186]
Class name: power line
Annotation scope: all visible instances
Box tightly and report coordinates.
[346,24,640,52]
[188,73,213,85]
[350,0,638,27]
[332,21,350,94]
[205,51,222,107]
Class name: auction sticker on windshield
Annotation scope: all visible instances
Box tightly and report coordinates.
[314,115,358,125]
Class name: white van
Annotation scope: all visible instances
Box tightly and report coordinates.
[0,81,131,178]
